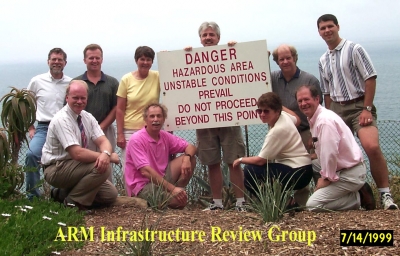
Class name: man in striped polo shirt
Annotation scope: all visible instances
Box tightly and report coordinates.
[317,14,398,210]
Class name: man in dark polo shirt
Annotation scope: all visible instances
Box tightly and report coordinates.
[74,44,119,182]
[271,44,323,207]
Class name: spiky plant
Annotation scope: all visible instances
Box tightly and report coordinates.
[0,128,10,169]
[118,215,160,256]
[0,128,24,198]
[145,179,171,211]
[0,87,36,164]
[246,170,296,223]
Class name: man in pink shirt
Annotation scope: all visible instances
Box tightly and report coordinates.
[296,85,375,211]
[124,103,196,209]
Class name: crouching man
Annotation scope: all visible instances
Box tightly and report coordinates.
[296,85,375,211]
[124,103,196,209]
[42,80,119,211]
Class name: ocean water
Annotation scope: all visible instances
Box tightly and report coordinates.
[1,43,399,178]
[1,43,399,120]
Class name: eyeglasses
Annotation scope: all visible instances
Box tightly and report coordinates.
[256,108,270,115]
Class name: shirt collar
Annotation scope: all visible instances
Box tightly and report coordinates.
[329,38,347,53]
[278,67,301,82]
[81,71,106,82]
[47,71,66,81]
[308,105,323,127]
[65,104,80,121]
[141,127,159,143]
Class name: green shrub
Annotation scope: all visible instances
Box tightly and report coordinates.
[389,176,400,204]
[117,214,159,256]
[246,171,295,223]
[0,199,85,255]
[144,179,172,211]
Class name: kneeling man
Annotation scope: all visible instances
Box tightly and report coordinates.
[124,103,196,209]
[42,80,120,211]
[296,85,375,211]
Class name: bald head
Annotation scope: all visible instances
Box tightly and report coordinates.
[272,44,298,64]
[66,80,89,114]
[272,44,298,76]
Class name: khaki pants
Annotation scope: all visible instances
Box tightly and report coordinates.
[295,129,314,206]
[44,159,118,206]
[137,164,173,201]
[306,163,366,211]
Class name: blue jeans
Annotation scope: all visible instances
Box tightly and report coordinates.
[25,123,49,199]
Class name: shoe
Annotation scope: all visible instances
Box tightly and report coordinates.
[285,196,302,212]
[358,182,376,210]
[50,188,68,204]
[50,188,59,202]
[285,202,302,212]
[235,202,249,212]
[381,193,399,210]
[64,198,93,214]
[202,203,223,211]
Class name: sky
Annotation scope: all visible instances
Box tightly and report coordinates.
[0,0,399,64]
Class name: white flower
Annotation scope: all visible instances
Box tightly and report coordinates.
[1,213,11,217]
[50,210,59,215]
[51,251,61,255]
[58,222,66,226]
[43,216,52,220]
[24,206,33,209]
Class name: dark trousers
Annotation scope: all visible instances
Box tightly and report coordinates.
[244,163,313,198]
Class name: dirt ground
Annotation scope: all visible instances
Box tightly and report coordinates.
[62,203,399,256]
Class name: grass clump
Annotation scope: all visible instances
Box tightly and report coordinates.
[145,184,169,211]
[118,215,159,256]
[0,198,85,255]
[246,172,295,223]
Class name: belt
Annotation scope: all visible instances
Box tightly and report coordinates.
[38,121,51,125]
[333,96,364,105]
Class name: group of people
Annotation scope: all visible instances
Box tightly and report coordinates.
[24,14,398,213]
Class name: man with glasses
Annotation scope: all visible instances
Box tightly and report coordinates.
[25,48,71,200]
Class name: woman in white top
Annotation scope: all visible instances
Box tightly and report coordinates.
[233,92,312,201]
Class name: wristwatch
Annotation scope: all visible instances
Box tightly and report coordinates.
[102,150,111,157]
[239,157,243,163]
[364,106,372,112]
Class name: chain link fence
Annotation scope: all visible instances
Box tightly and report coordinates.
[15,120,400,194]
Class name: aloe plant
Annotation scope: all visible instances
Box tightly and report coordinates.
[0,87,36,198]
[246,171,296,223]
[0,128,11,169]
[0,87,36,164]
[0,128,24,198]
